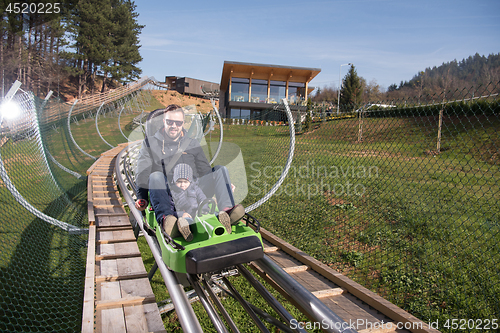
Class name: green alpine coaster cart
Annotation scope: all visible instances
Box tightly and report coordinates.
[144,198,264,275]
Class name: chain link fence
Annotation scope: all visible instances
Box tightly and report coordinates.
[1,79,498,332]
[239,83,499,331]
[0,80,160,332]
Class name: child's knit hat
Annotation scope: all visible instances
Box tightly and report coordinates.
[173,163,193,182]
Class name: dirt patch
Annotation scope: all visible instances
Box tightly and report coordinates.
[151,90,218,114]
[323,194,349,206]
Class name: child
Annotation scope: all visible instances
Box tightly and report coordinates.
[168,163,235,240]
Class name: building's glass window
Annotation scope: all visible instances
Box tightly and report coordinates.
[288,82,306,104]
[229,108,251,119]
[240,109,250,119]
[230,108,240,118]
[269,80,286,103]
[231,78,249,102]
[251,110,261,120]
[250,79,267,103]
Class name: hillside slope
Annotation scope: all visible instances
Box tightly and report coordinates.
[151,90,218,114]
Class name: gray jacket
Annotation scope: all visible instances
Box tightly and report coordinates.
[170,182,207,218]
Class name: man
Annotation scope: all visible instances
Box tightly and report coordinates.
[135,104,244,240]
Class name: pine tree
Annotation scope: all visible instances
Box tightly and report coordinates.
[339,65,362,110]
[101,0,143,92]
[67,0,113,96]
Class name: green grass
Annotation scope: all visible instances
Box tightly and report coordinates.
[0,138,88,332]
[0,91,161,331]
[219,115,499,332]
[135,111,499,331]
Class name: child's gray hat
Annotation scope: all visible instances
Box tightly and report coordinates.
[173,163,193,182]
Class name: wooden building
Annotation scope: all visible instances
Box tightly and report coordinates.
[219,61,321,119]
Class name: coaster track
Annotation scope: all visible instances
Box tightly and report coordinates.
[113,143,436,333]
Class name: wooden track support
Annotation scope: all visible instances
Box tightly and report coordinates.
[249,228,440,333]
[82,145,166,333]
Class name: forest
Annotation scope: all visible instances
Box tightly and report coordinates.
[0,0,143,99]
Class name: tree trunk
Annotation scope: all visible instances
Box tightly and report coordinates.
[101,71,107,93]
[17,34,22,83]
[1,28,4,97]
[27,22,33,91]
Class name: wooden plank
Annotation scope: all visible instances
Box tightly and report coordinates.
[87,175,95,225]
[94,204,123,208]
[282,265,310,274]
[312,288,346,298]
[123,305,149,333]
[97,226,132,232]
[98,238,137,245]
[320,293,395,330]
[263,246,279,253]
[97,257,148,281]
[97,242,141,259]
[95,206,128,215]
[95,295,156,310]
[120,278,155,299]
[93,190,121,195]
[142,303,167,332]
[266,250,303,268]
[99,259,119,277]
[100,308,126,333]
[96,215,130,228]
[81,224,96,333]
[92,184,116,189]
[94,192,120,199]
[96,229,136,244]
[96,271,148,282]
[95,252,141,261]
[259,228,437,333]
[288,270,339,293]
[116,257,148,276]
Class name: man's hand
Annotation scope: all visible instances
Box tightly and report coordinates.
[182,212,192,219]
[136,199,147,211]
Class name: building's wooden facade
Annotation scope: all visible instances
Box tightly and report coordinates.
[219,61,321,119]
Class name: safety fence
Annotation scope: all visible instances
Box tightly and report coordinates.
[239,83,499,332]
[0,78,162,332]
[0,78,498,332]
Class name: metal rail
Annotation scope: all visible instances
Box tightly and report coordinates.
[255,256,357,333]
[115,145,203,333]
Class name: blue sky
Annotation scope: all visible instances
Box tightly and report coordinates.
[134,0,500,91]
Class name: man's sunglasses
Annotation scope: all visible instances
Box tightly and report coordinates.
[165,119,183,127]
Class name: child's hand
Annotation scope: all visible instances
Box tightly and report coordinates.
[182,212,192,219]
